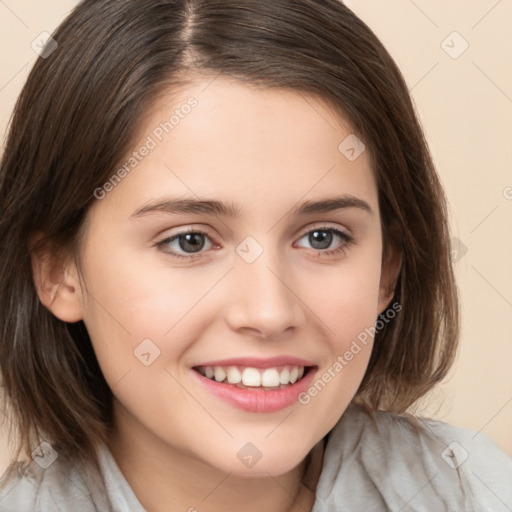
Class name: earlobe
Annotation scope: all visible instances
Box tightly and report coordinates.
[30,234,84,323]
[377,246,402,314]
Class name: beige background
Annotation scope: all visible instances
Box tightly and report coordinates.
[0,0,511,473]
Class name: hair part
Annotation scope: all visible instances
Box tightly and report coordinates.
[0,0,459,475]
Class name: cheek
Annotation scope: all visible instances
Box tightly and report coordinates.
[78,254,218,434]
[293,247,382,424]
[78,247,229,378]
[299,245,383,345]
[319,280,378,381]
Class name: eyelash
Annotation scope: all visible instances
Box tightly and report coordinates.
[155,225,355,261]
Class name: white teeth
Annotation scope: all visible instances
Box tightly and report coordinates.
[242,367,261,387]
[201,365,307,387]
[279,367,290,385]
[227,366,242,384]
[214,367,226,382]
[261,368,280,387]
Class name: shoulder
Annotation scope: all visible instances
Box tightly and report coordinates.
[0,449,112,512]
[313,403,512,512]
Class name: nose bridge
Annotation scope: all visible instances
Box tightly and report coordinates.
[225,238,303,337]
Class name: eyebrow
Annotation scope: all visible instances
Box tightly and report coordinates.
[292,196,373,216]
[131,198,241,218]
[130,194,373,219]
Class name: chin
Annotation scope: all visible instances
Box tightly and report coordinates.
[200,439,312,479]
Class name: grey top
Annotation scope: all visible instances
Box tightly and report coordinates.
[1,403,511,511]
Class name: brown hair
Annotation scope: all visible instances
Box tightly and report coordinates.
[0,0,459,473]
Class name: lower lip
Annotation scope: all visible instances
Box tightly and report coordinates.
[192,368,317,413]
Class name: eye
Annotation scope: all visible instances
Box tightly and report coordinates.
[156,229,215,259]
[295,226,353,255]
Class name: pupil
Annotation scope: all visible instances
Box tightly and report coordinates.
[179,233,205,253]
[310,230,332,250]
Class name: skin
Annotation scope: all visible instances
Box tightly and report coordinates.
[33,76,400,512]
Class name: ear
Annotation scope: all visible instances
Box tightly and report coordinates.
[377,244,402,315]
[30,233,84,323]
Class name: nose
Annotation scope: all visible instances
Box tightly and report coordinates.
[224,248,305,339]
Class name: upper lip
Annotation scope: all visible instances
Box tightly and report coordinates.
[193,356,316,369]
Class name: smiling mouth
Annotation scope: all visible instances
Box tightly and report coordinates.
[193,365,313,390]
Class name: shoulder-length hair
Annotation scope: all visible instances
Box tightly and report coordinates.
[0,0,458,472]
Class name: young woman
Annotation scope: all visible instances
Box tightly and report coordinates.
[0,1,510,511]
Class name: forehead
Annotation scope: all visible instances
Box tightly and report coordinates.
[93,76,378,221]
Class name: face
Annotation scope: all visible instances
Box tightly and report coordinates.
[52,77,397,477]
